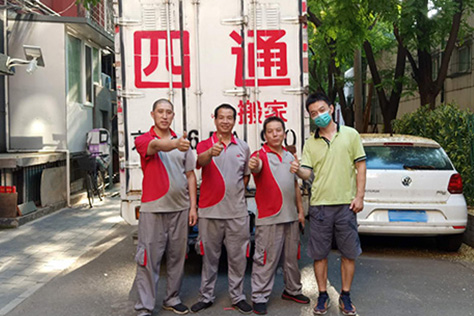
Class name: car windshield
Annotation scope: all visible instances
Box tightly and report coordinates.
[364,145,454,170]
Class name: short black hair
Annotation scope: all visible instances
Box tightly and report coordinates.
[305,92,332,112]
[152,98,174,111]
[263,116,285,133]
[214,103,237,120]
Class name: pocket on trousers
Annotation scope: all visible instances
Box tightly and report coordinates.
[135,244,147,267]
[194,237,204,256]
[253,244,267,266]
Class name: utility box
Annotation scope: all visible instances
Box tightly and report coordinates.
[0,186,18,218]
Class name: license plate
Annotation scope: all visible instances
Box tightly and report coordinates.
[388,210,427,222]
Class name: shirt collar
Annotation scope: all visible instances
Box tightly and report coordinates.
[149,126,177,139]
[314,123,340,139]
[262,143,287,160]
[212,132,237,145]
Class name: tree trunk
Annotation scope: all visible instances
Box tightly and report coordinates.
[363,36,406,133]
[353,49,364,132]
[414,0,462,110]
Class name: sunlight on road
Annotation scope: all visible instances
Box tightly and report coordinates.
[40,257,76,272]
[102,215,123,224]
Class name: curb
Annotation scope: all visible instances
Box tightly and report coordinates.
[0,191,88,229]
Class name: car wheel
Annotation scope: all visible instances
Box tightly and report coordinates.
[436,234,464,252]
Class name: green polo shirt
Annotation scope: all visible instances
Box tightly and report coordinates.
[301,125,366,206]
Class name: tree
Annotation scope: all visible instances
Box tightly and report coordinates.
[76,0,100,9]
[397,0,473,109]
[306,0,372,126]
[362,2,409,133]
[308,0,474,132]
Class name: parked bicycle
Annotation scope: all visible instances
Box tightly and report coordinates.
[77,128,111,208]
[77,155,105,208]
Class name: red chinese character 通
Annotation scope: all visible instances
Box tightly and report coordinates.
[230,30,291,87]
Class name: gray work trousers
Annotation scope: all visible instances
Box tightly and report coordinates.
[134,210,188,312]
[251,221,302,304]
[196,216,250,304]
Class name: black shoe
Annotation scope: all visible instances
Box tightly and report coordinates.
[281,290,310,304]
[232,300,252,314]
[163,303,189,315]
[190,301,213,313]
[252,302,267,315]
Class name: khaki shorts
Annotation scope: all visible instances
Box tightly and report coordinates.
[307,204,362,260]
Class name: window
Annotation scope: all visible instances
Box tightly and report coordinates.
[85,45,92,104]
[457,44,470,73]
[66,35,101,107]
[449,42,471,76]
[364,146,453,170]
[67,35,82,105]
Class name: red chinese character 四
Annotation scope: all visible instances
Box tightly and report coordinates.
[264,100,288,122]
[230,30,291,87]
[134,31,190,88]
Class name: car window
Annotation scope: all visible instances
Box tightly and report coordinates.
[364,145,454,170]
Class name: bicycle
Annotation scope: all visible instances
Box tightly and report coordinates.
[77,155,105,208]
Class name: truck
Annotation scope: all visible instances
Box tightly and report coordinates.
[114,0,310,225]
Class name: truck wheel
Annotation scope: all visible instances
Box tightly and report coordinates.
[436,234,464,252]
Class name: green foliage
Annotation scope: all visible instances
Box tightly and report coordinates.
[76,0,100,9]
[307,0,375,100]
[393,104,474,205]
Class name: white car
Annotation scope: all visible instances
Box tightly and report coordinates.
[358,134,468,251]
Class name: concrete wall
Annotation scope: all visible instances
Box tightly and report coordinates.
[67,91,93,153]
[7,20,100,154]
[8,21,67,150]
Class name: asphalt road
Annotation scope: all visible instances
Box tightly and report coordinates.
[6,222,474,316]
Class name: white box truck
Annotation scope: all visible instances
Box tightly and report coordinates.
[114,0,310,225]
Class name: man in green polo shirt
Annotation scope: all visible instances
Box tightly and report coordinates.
[292,92,366,316]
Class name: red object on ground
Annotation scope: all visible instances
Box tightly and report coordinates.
[0,186,16,193]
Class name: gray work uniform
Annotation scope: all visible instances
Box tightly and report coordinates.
[251,145,303,304]
[195,133,251,304]
[133,127,195,312]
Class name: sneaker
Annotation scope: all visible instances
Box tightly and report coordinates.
[232,300,252,314]
[339,293,357,316]
[163,303,189,315]
[137,309,152,316]
[313,292,330,315]
[252,302,267,315]
[281,290,310,304]
[190,301,213,313]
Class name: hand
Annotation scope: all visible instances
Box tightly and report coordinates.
[249,152,261,171]
[176,131,191,152]
[189,206,198,226]
[210,134,224,156]
[349,196,364,213]
[298,210,305,230]
[290,153,300,174]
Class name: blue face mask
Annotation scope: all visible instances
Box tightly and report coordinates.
[313,111,331,128]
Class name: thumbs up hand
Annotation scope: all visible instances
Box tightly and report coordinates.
[210,134,224,157]
[176,131,191,152]
[249,152,262,172]
[290,153,300,174]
